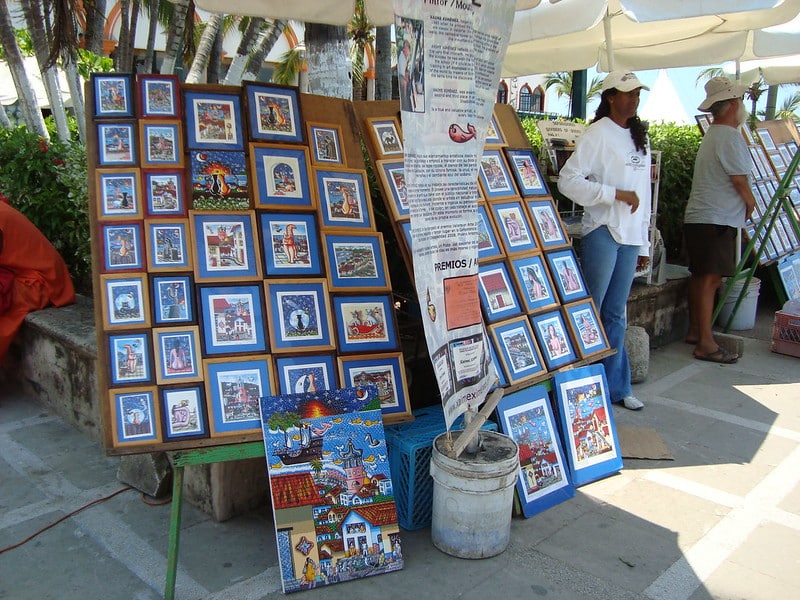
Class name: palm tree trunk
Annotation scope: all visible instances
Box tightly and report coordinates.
[305,23,350,100]
[0,3,48,137]
[223,17,264,85]
[765,85,779,121]
[374,25,392,101]
[242,20,285,82]
[143,0,160,74]
[63,59,86,142]
[184,13,223,84]
[0,105,12,129]
[207,26,223,84]
[116,0,130,70]
[83,0,107,55]
[161,0,190,75]
[127,0,142,72]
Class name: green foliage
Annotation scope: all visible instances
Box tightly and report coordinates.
[76,49,115,79]
[0,126,91,294]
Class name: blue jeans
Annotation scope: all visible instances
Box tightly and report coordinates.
[578,226,639,402]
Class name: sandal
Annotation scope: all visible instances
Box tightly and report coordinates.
[694,347,738,364]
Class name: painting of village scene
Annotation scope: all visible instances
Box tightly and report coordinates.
[259,386,403,593]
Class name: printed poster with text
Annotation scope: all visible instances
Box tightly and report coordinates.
[393,0,515,429]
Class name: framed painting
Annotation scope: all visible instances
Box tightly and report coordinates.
[97,122,136,166]
[160,384,208,441]
[151,274,194,325]
[485,113,505,146]
[92,73,134,118]
[198,284,268,356]
[488,316,546,385]
[497,385,574,518]
[204,355,276,436]
[504,148,549,196]
[96,168,142,221]
[100,274,151,330]
[152,325,203,384]
[510,253,559,314]
[264,279,335,354]
[546,248,589,303]
[136,73,181,118]
[259,212,322,276]
[366,116,403,158]
[338,352,411,422]
[756,127,776,151]
[331,294,399,353]
[145,219,191,272]
[478,149,516,199]
[249,143,314,209]
[564,299,609,359]
[109,387,161,447]
[183,87,244,150]
[101,222,144,272]
[530,310,577,371]
[477,261,523,323]
[477,203,503,261]
[526,198,570,249]
[275,354,337,395]
[190,210,262,282]
[694,114,711,135]
[376,159,409,220]
[314,168,374,230]
[323,232,391,291]
[138,120,184,168]
[490,199,539,255]
[108,332,152,386]
[143,170,186,217]
[307,122,345,166]
[244,82,303,143]
[188,150,250,210]
[552,364,623,487]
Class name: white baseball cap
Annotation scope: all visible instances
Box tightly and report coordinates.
[698,76,748,112]
[601,71,650,93]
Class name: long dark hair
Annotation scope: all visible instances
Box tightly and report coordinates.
[592,89,649,154]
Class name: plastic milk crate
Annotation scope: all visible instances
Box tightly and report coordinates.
[384,405,497,531]
[771,310,800,358]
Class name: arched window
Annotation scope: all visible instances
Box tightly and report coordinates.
[497,81,508,104]
[532,86,544,112]
[518,84,532,112]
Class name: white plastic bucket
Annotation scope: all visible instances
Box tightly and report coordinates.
[718,277,761,330]
[430,430,519,559]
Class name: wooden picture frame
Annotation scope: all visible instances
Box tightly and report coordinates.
[190,210,262,282]
[485,113,505,146]
[92,73,134,118]
[275,354,337,395]
[198,283,268,356]
[526,198,570,249]
[510,253,559,314]
[138,120,184,168]
[564,299,610,359]
[204,355,276,436]
[259,212,322,276]
[488,316,546,385]
[478,149,516,199]
[376,159,409,220]
[307,122,345,166]
[546,248,589,303]
[109,386,161,447]
[100,274,151,330]
[108,332,152,386]
[264,279,335,354]
[496,385,574,518]
[338,352,411,422]
[143,170,186,217]
[756,128,776,151]
[160,384,209,441]
[188,150,250,210]
[96,168,142,221]
[694,114,711,135]
[97,122,136,166]
[249,143,314,209]
[314,168,374,230]
[331,294,399,353]
[366,116,403,158]
[477,203,503,261]
[151,274,194,325]
[183,88,244,150]
[244,82,303,143]
[136,73,181,119]
[530,310,577,371]
[145,219,191,272]
[152,325,203,384]
[504,148,549,196]
[323,232,391,291]
[477,261,523,323]
[552,364,623,487]
[490,199,539,255]
[486,332,508,388]
[101,222,144,272]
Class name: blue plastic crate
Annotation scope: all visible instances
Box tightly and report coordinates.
[385,406,497,530]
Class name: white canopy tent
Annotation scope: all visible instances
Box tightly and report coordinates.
[638,69,691,125]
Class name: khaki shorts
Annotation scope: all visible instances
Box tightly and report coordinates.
[684,223,737,276]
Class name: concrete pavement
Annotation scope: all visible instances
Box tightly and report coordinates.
[1,302,799,600]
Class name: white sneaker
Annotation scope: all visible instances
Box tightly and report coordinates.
[622,396,644,411]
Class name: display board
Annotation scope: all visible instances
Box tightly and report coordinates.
[88,76,413,456]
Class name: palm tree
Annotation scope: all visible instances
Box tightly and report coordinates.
[222,17,265,85]
[760,91,800,122]
[374,25,392,100]
[348,0,374,101]
[184,13,223,83]
[82,0,107,55]
[241,20,287,83]
[161,0,191,75]
[544,71,602,114]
